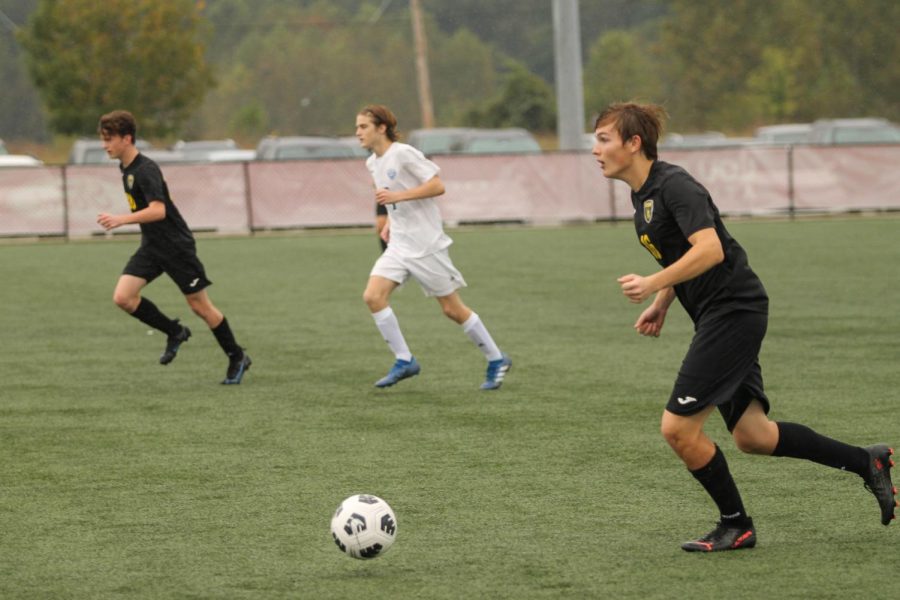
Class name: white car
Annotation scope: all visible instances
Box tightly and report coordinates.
[808,118,900,145]
[69,138,152,164]
[0,155,43,167]
[754,123,813,144]
[255,136,358,160]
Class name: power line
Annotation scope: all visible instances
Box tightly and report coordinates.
[368,0,395,24]
[0,8,20,34]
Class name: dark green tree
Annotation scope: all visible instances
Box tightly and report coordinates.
[464,62,556,132]
[583,29,664,120]
[192,2,502,138]
[19,0,213,137]
[658,0,900,131]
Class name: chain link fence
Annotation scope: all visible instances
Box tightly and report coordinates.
[2,146,899,239]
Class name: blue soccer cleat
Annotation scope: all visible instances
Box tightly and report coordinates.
[222,352,252,385]
[375,357,421,388]
[160,321,191,365]
[480,353,512,390]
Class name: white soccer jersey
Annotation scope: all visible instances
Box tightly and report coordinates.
[366,142,452,258]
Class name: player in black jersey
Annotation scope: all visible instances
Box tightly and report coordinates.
[96,110,251,385]
[591,102,896,551]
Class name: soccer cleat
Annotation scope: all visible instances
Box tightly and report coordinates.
[681,519,757,552]
[375,357,420,388]
[222,352,252,385]
[862,445,896,526]
[480,353,512,390]
[159,321,191,365]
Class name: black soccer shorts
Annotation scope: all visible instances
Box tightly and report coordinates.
[375,201,388,217]
[123,244,212,295]
[666,310,771,431]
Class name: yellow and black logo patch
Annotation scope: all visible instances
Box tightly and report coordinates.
[126,174,134,190]
[643,199,654,223]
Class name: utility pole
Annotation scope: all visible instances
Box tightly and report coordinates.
[552,0,585,150]
[410,0,435,128]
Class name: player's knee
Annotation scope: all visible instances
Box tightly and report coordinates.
[363,289,386,311]
[186,296,212,319]
[732,427,773,455]
[660,421,687,451]
[113,292,137,312]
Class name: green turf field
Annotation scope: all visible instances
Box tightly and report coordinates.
[1,219,898,599]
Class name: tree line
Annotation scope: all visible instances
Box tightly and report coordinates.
[2,0,897,143]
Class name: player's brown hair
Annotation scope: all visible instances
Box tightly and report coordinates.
[98,110,137,143]
[594,103,666,160]
[358,104,399,142]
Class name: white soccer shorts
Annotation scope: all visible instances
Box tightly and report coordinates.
[370,247,467,297]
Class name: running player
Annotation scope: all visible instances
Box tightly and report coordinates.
[355,104,511,390]
[591,102,896,551]
[96,110,251,385]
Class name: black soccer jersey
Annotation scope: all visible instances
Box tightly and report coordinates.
[120,153,195,252]
[632,161,768,322]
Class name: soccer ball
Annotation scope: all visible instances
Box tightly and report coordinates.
[330,494,398,559]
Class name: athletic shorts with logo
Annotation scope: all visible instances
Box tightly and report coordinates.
[667,310,770,431]
[370,246,466,298]
[124,244,212,295]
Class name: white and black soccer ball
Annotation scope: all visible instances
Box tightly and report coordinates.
[330,494,398,559]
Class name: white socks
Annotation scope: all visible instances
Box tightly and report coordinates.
[373,308,502,363]
[372,307,412,361]
[462,313,502,361]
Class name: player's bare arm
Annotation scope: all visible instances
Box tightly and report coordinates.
[633,287,676,337]
[375,175,444,205]
[97,200,166,230]
[617,227,723,303]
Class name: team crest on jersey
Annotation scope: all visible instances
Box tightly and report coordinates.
[387,168,398,180]
[643,199,654,223]
[126,174,135,190]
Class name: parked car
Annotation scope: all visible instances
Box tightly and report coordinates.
[0,155,44,167]
[204,149,257,163]
[142,149,187,163]
[808,118,900,145]
[170,139,239,161]
[754,123,813,144]
[406,128,471,155]
[338,136,371,158]
[69,138,151,164]
[407,127,541,155]
[255,136,358,160]
[457,128,541,154]
[660,131,727,149]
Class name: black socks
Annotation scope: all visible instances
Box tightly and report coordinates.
[690,445,749,525]
[772,421,869,476]
[212,317,242,357]
[130,298,181,336]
